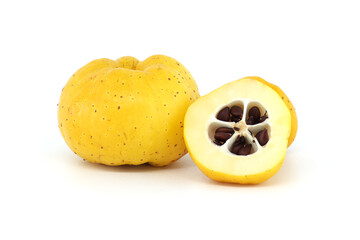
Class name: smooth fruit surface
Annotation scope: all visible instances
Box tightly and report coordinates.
[58,55,199,166]
[184,77,291,184]
[246,76,297,147]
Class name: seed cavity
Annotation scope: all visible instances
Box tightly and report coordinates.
[216,105,244,123]
[259,111,268,123]
[246,107,268,125]
[216,107,230,121]
[256,129,269,146]
[213,139,224,146]
[212,127,234,145]
[230,136,252,156]
[214,132,233,142]
[238,144,252,155]
[246,107,260,124]
[230,106,243,122]
[210,101,270,156]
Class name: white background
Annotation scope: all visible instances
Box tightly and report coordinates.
[1,0,359,239]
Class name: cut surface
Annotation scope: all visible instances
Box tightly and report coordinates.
[184,78,291,184]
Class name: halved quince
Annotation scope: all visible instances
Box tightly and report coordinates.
[184,77,291,184]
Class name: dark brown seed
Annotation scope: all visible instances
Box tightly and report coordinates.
[215,127,234,133]
[231,144,243,154]
[213,139,224,146]
[259,115,267,123]
[256,129,269,146]
[230,136,245,154]
[246,116,256,125]
[259,111,268,123]
[231,116,241,122]
[233,127,240,131]
[234,135,246,145]
[230,106,243,117]
[216,107,230,121]
[214,132,233,142]
[248,107,260,120]
[238,144,252,155]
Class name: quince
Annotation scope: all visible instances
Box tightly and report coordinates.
[184,77,294,184]
[58,55,199,166]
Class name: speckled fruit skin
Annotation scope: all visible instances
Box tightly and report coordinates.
[58,55,199,166]
[246,76,298,147]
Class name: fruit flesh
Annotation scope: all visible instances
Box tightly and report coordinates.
[58,55,199,166]
[184,78,291,184]
[246,76,297,147]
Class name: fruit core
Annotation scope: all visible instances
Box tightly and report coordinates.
[208,100,270,156]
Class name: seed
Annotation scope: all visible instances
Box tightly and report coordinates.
[238,144,252,155]
[231,143,243,154]
[248,107,260,121]
[246,116,256,125]
[215,127,234,133]
[259,111,268,123]
[233,127,240,131]
[213,139,225,146]
[230,136,252,155]
[256,129,269,146]
[230,106,243,122]
[230,106,243,117]
[216,107,230,121]
[234,135,246,145]
[231,116,241,122]
[214,132,233,142]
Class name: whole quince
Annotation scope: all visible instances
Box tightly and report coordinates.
[58,55,199,166]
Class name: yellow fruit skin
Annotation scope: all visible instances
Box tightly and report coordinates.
[58,55,199,167]
[246,76,298,147]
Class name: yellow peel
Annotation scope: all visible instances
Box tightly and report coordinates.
[58,55,199,166]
